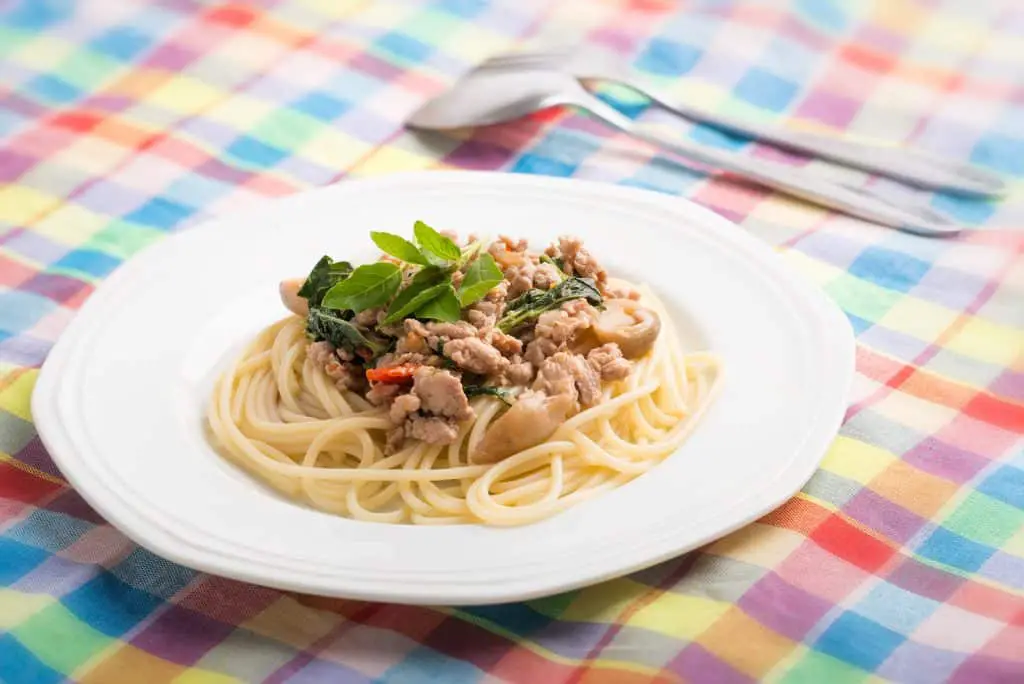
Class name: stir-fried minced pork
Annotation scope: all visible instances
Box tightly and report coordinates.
[587,343,631,381]
[412,368,474,421]
[504,356,533,386]
[307,341,365,391]
[289,228,664,462]
[389,393,420,423]
[405,416,459,445]
[546,236,608,289]
[533,351,602,407]
[534,304,595,344]
[485,328,522,356]
[444,337,509,376]
[367,382,401,406]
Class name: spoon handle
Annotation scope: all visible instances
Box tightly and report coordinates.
[576,95,962,237]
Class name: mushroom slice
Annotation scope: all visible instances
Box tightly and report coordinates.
[279,278,309,317]
[471,391,575,464]
[593,299,661,359]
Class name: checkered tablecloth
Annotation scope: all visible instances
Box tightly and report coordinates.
[1,0,1022,682]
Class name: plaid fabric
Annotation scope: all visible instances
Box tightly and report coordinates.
[1,0,1022,681]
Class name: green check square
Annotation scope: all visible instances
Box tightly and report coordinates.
[251,109,322,151]
[13,602,113,674]
[402,10,461,43]
[824,272,902,323]
[85,220,164,260]
[942,491,1024,547]
[779,649,869,684]
[57,51,121,91]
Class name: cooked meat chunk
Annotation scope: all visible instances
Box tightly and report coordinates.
[604,283,641,300]
[406,416,459,444]
[506,265,534,299]
[533,262,561,290]
[412,368,473,421]
[489,237,528,269]
[404,320,476,355]
[367,382,401,406]
[466,285,506,329]
[504,357,534,386]
[486,329,523,356]
[533,352,602,407]
[353,306,382,327]
[444,337,509,376]
[307,341,365,391]
[389,393,421,423]
[546,236,607,288]
[587,343,631,381]
[533,303,594,345]
[524,336,559,367]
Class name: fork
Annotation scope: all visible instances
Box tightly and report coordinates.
[487,46,1006,197]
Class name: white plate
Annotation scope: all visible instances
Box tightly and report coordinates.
[33,171,853,605]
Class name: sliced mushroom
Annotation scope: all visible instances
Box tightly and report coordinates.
[593,299,661,359]
[279,278,308,317]
[471,391,575,464]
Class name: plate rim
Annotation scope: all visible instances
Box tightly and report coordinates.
[31,170,855,604]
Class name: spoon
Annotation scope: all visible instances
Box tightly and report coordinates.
[407,66,963,237]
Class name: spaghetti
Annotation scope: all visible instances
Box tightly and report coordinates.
[207,286,720,526]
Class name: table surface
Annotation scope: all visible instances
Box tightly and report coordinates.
[1,1,1022,683]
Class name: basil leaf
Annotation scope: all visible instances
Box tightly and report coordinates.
[415,285,461,322]
[497,277,602,332]
[307,308,387,356]
[382,266,449,324]
[297,256,353,308]
[413,220,460,263]
[321,262,401,312]
[458,252,503,306]
[371,231,429,265]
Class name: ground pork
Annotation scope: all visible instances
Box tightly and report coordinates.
[533,262,561,290]
[533,351,602,407]
[367,382,401,406]
[466,286,506,328]
[503,357,534,386]
[389,393,420,423]
[485,328,523,356]
[412,367,474,421]
[604,283,641,300]
[587,343,631,381]
[489,236,529,270]
[306,341,365,391]
[524,336,559,368]
[546,236,607,288]
[353,307,382,327]
[534,302,595,344]
[444,337,509,376]
[406,416,459,444]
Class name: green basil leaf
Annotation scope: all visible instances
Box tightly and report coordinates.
[384,282,450,324]
[297,256,353,308]
[497,276,602,332]
[415,285,461,322]
[321,262,401,312]
[457,252,504,306]
[371,231,429,265]
[413,220,460,263]
[382,266,448,324]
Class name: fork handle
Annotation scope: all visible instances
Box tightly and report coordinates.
[577,96,960,236]
[642,91,1005,198]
